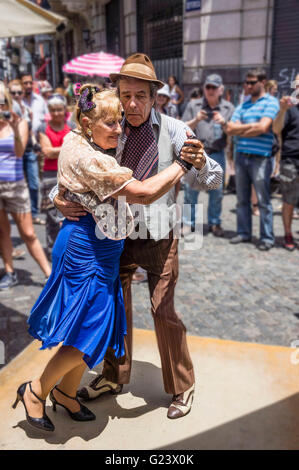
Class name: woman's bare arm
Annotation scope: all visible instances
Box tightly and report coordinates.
[11,115,28,158]
[112,162,185,205]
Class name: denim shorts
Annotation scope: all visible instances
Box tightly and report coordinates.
[280,158,299,206]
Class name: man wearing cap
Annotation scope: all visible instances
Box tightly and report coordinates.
[51,54,223,420]
[182,74,234,236]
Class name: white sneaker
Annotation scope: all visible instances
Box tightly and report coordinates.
[77,374,123,401]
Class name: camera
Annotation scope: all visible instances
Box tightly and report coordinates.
[0,111,11,120]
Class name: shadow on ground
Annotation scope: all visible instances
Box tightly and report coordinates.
[12,360,168,446]
[157,393,299,450]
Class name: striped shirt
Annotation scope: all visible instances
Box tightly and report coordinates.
[231,93,279,157]
[0,133,24,182]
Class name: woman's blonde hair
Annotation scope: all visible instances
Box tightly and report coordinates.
[9,79,22,89]
[75,83,121,133]
[265,80,278,92]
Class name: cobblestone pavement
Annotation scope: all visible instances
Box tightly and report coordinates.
[1,191,299,369]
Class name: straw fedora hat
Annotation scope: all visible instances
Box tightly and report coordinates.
[110,53,164,89]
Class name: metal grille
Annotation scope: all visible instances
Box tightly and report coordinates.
[271,0,299,94]
[106,0,123,56]
[152,57,183,85]
[137,0,183,61]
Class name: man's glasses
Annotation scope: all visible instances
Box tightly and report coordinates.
[245,80,258,86]
[205,85,218,90]
[10,91,23,96]
[22,81,33,85]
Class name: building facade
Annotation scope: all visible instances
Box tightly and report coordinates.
[3,0,297,96]
[48,0,286,98]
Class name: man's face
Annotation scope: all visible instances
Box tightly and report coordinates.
[119,77,154,127]
[21,75,33,96]
[245,76,264,98]
[203,84,222,102]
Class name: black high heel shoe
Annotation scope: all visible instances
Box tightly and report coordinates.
[12,381,55,432]
[49,386,96,421]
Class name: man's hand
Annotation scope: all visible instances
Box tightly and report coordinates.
[280,96,294,112]
[212,111,226,126]
[196,109,208,122]
[54,187,87,221]
[180,131,206,170]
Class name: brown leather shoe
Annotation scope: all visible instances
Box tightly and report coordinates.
[210,225,224,237]
[167,384,195,419]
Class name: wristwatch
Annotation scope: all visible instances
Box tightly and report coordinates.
[175,155,193,172]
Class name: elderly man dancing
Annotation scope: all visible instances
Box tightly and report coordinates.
[52,54,222,419]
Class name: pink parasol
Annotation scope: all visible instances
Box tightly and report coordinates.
[62,51,125,77]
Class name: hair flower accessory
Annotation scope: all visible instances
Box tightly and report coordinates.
[78,86,100,112]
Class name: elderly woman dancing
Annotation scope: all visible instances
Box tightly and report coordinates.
[12,85,192,433]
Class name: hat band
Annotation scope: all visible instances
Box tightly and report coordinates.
[120,63,157,81]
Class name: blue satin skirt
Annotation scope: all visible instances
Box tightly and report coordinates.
[28,213,127,369]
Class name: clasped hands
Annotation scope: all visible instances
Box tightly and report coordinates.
[180,130,206,170]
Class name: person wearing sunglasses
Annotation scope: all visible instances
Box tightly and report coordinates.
[20,73,49,225]
[225,69,280,251]
[182,74,234,236]
[0,87,51,290]
[8,79,44,225]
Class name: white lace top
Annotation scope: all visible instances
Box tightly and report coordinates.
[58,130,135,240]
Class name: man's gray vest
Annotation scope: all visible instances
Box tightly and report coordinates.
[132,113,179,241]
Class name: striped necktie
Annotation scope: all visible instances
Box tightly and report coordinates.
[121,119,159,181]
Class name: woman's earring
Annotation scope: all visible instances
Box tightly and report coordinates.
[87,129,93,142]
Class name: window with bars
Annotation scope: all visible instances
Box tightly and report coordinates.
[106,0,124,57]
[137,0,183,61]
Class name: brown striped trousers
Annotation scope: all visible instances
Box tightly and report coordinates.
[102,232,195,395]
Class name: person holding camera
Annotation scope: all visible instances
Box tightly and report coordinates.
[182,74,234,235]
[0,87,51,290]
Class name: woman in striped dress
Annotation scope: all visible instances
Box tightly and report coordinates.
[0,87,51,290]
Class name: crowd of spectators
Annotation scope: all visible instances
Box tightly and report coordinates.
[0,67,298,290]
